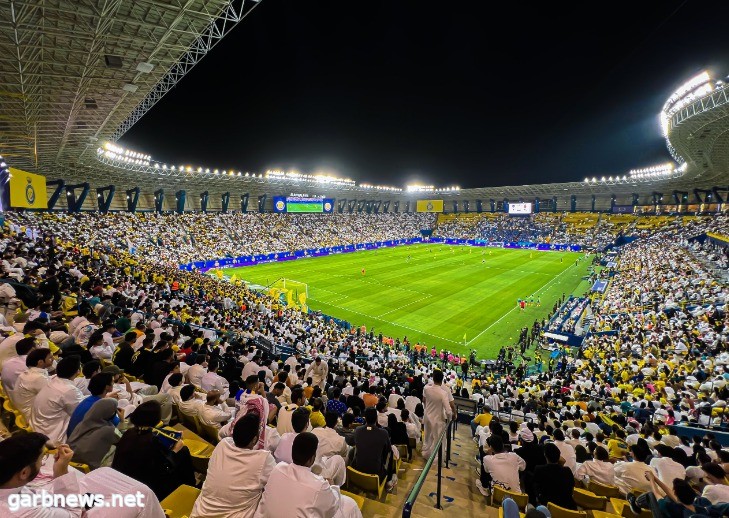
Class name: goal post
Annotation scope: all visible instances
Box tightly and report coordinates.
[274,278,308,298]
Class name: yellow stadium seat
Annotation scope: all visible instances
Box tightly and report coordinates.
[573,487,607,511]
[14,412,32,432]
[591,512,621,518]
[161,485,200,518]
[341,490,364,510]
[587,480,622,499]
[69,462,91,474]
[172,404,184,425]
[547,503,587,518]
[197,421,221,445]
[3,399,14,414]
[492,486,529,510]
[179,411,202,436]
[396,444,409,462]
[610,498,652,518]
[345,466,386,499]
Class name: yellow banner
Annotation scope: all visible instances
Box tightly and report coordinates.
[8,168,47,209]
[416,199,444,212]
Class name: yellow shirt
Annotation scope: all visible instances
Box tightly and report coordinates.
[473,413,492,427]
[607,438,628,459]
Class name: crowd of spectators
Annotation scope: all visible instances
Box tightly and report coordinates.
[0,209,725,517]
[2,212,435,267]
[435,213,618,249]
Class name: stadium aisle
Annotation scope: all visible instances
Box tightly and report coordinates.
[357,423,496,517]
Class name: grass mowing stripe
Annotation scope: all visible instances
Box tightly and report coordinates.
[466,259,581,346]
[228,243,591,357]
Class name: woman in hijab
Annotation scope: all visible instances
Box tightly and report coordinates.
[112,400,195,500]
[67,398,120,469]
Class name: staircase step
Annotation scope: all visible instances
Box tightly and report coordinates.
[352,424,491,517]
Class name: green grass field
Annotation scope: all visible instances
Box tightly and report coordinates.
[227,244,592,358]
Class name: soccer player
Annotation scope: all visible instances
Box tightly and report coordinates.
[361,268,365,276]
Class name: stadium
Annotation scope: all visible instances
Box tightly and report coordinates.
[0,1,727,518]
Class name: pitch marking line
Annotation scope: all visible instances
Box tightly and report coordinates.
[330,274,432,296]
[307,296,462,345]
[465,262,579,346]
[311,286,350,299]
[374,294,434,318]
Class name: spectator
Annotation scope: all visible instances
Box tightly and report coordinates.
[191,413,276,518]
[533,442,576,509]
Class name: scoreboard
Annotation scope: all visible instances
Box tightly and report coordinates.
[272,196,334,213]
[508,202,532,215]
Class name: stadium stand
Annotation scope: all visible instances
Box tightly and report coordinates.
[0,2,728,514]
[0,208,725,517]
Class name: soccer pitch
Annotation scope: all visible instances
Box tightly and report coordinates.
[227,244,592,358]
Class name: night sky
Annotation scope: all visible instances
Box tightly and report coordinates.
[121,0,729,189]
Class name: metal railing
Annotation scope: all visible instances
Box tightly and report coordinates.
[402,419,455,517]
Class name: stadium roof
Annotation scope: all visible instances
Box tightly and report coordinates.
[666,83,729,188]
[0,0,261,185]
[0,1,726,201]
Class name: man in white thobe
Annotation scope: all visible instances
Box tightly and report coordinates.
[0,336,37,394]
[30,356,84,443]
[255,432,362,518]
[191,414,276,518]
[13,348,54,421]
[200,358,230,400]
[0,433,165,518]
[422,370,454,458]
[304,357,328,390]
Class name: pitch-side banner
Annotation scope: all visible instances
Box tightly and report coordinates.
[8,168,47,209]
[416,199,444,212]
